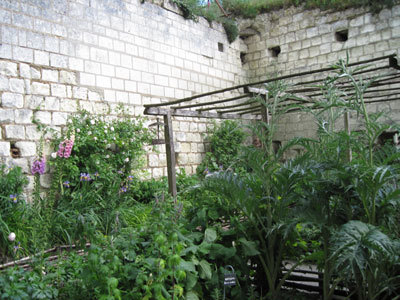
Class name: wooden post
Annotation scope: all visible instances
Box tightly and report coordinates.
[344,111,352,162]
[163,111,177,197]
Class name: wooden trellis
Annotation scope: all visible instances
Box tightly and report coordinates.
[144,54,400,196]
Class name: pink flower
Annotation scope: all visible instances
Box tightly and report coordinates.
[57,139,74,158]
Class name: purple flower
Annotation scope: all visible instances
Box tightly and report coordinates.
[127,175,134,182]
[203,167,209,175]
[120,186,127,193]
[9,194,17,203]
[117,170,123,175]
[80,173,91,182]
[63,181,70,188]
[31,157,46,175]
[93,172,99,178]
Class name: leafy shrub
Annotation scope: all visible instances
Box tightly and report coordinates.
[38,109,155,245]
[0,266,59,299]
[197,120,246,176]
[50,110,153,190]
[0,164,29,262]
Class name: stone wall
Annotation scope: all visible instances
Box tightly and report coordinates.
[1,0,400,192]
[239,4,400,146]
[0,0,246,190]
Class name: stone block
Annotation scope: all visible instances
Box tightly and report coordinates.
[159,154,167,167]
[51,83,67,97]
[180,142,191,152]
[2,93,24,108]
[34,50,49,66]
[88,91,102,101]
[350,15,364,27]
[190,122,198,132]
[69,57,84,71]
[9,78,25,93]
[0,109,14,123]
[73,86,88,99]
[52,112,67,125]
[177,153,188,165]
[31,68,40,80]
[15,141,36,156]
[60,71,77,84]
[91,47,108,63]
[25,126,41,140]
[34,111,51,124]
[6,158,29,173]
[0,61,18,76]
[14,109,33,124]
[31,82,50,95]
[0,141,10,157]
[152,167,163,178]
[80,72,96,86]
[0,75,9,91]
[40,174,52,188]
[44,36,59,53]
[148,153,158,167]
[50,54,68,68]
[59,98,78,112]
[19,63,30,78]
[13,46,33,63]
[96,75,111,88]
[42,69,59,82]
[360,24,375,34]
[5,125,25,139]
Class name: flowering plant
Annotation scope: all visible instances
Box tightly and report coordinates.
[45,109,154,243]
[0,164,29,261]
[31,157,46,175]
[49,109,153,191]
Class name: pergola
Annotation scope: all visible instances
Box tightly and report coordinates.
[144,54,400,196]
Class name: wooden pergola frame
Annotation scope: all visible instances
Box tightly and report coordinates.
[144,54,400,196]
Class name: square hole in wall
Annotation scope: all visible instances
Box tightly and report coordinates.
[218,42,224,52]
[269,46,281,57]
[335,29,348,42]
[240,52,246,64]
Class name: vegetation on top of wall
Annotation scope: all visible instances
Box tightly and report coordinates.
[171,0,396,43]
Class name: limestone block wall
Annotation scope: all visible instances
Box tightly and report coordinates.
[0,0,246,189]
[239,4,400,147]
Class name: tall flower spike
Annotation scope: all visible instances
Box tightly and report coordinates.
[31,157,46,175]
[57,139,74,158]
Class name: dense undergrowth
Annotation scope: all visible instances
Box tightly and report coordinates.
[171,0,397,43]
[1,58,400,299]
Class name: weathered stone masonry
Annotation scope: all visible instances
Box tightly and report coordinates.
[0,0,246,190]
[1,0,400,193]
[239,4,400,146]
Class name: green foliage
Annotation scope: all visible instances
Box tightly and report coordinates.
[0,165,29,262]
[0,266,59,299]
[0,197,223,300]
[331,221,400,300]
[35,109,155,245]
[171,0,395,42]
[197,120,246,176]
[221,18,239,44]
[50,110,152,189]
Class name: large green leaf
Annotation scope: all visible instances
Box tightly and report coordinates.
[209,244,236,259]
[239,238,260,256]
[179,260,196,273]
[186,272,198,290]
[204,228,217,243]
[186,291,199,300]
[199,259,212,279]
